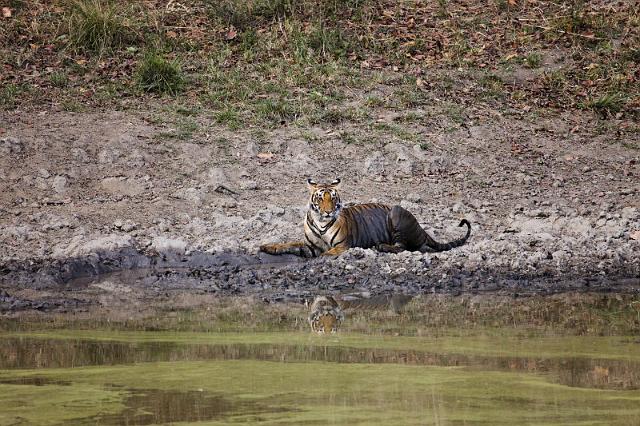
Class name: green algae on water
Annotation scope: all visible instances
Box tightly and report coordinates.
[1,329,640,425]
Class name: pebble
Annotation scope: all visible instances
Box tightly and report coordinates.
[406,193,422,203]
[52,176,68,194]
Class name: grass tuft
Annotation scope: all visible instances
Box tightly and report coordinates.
[584,93,626,116]
[137,52,185,95]
[213,106,242,130]
[524,52,543,69]
[50,72,69,88]
[0,84,21,109]
[67,0,129,54]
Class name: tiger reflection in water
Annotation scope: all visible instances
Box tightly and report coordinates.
[307,296,344,334]
[307,294,414,333]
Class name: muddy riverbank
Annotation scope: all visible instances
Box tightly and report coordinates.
[1,106,639,314]
[0,246,638,315]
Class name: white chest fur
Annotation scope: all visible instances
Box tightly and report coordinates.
[304,212,341,250]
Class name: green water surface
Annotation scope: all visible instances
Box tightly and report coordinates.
[1,330,640,425]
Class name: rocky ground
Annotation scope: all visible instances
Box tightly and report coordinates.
[1,103,638,314]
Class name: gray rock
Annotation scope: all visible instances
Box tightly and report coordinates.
[603,223,625,239]
[173,187,202,205]
[54,234,135,258]
[406,193,422,203]
[241,181,259,190]
[52,176,68,194]
[208,167,230,188]
[245,141,259,156]
[621,207,638,221]
[363,151,386,175]
[221,199,237,208]
[551,250,569,261]
[425,155,455,175]
[121,221,137,232]
[151,236,188,255]
[72,148,90,162]
[0,137,24,155]
[43,218,73,231]
[98,149,121,164]
[385,143,416,175]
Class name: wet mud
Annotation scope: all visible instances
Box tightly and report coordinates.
[0,248,638,313]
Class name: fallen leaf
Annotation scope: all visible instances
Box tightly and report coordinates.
[631,230,640,241]
[508,0,517,5]
[415,78,424,87]
[225,26,237,40]
[166,30,178,39]
[257,152,274,160]
[2,7,11,18]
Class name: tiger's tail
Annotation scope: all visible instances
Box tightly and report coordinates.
[420,219,471,252]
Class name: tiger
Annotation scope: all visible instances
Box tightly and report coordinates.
[259,178,471,257]
[307,293,413,333]
[307,295,344,334]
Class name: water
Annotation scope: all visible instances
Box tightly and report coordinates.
[1,330,640,425]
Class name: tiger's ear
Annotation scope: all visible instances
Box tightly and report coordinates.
[330,178,341,189]
[307,178,318,191]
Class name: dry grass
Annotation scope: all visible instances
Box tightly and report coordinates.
[2,293,639,336]
[0,0,637,121]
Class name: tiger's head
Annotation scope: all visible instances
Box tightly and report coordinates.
[308,295,344,334]
[307,178,342,222]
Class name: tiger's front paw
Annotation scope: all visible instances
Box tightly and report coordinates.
[259,244,279,255]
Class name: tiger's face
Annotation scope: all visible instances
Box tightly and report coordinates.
[308,296,344,334]
[307,178,342,221]
[312,314,339,334]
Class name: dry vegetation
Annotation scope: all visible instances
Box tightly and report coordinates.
[2,293,639,336]
[1,0,638,126]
